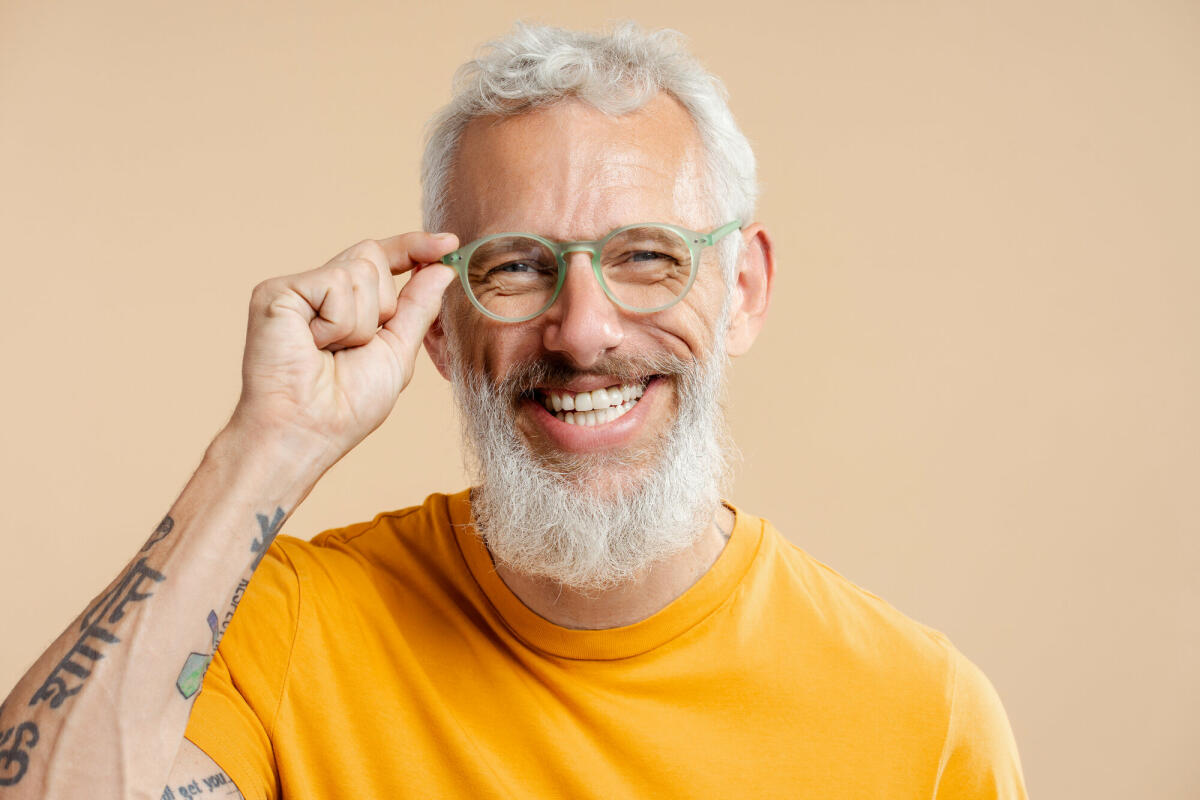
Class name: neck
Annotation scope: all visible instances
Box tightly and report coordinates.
[493,504,735,630]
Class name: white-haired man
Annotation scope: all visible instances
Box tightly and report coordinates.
[0,23,1027,799]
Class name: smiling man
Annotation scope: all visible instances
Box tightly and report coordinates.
[431,93,749,612]
[0,23,1026,799]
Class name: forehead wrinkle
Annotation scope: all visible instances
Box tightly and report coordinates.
[448,94,710,243]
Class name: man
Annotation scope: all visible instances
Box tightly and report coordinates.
[0,22,1026,798]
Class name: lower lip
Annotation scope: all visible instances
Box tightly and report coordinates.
[521,377,664,453]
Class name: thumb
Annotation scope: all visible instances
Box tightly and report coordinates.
[377,264,458,369]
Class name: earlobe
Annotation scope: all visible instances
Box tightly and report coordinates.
[724,223,776,357]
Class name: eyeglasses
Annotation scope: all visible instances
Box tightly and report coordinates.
[441,220,742,323]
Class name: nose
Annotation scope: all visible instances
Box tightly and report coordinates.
[540,251,625,368]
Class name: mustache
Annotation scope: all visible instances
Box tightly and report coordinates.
[491,351,695,395]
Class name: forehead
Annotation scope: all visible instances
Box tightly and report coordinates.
[447,92,709,241]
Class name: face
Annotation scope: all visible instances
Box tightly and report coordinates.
[424,93,774,589]
[430,93,733,484]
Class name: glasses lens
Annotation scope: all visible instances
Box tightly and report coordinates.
[467,236,558,320]
[600,226,694,311]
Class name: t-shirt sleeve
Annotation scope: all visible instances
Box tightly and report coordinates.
[933,648,1029,799]
[184,541,302,800]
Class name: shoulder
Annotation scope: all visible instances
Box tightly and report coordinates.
[754,516,957,671]
[933,648,1028,797]
[224,491,467,648]
[740,513,975,714]
[267,490,466,587]
[745,514,1026,795]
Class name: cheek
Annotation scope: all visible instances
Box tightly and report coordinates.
[443,291,532,370]
[693,263,730,312]
[474,322,545,379]
[665,276,727,357]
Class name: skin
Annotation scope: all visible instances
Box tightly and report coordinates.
[0,233,463,798]
[424,94,775,628]
[0,91,772,797]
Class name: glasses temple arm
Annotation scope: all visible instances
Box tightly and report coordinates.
[707,220,743,245]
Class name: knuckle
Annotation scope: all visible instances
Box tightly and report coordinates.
[249,279,277,311]
[348,238,387,265]
[323,266,355,292]
[348,258,380,285]
[325,313,355,337]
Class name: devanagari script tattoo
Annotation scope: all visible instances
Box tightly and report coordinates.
[142,514,175,552]
[28,557,166,710]
[0,515,175,786]
[0,719,39,787]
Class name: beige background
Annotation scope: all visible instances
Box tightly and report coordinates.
[2,1,1197,796]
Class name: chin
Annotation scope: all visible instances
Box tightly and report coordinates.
[542,453,660,499]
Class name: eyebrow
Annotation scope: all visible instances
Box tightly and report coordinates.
[473,220,694,243]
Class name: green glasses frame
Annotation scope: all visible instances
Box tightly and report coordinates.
[440,220,742,323]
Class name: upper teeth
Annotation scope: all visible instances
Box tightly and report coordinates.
[541,382,646,425]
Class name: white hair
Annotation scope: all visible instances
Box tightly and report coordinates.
[447,321,736,592]
[420,21,758,281]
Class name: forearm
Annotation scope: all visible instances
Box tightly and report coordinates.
[0,229,456,797]
[0,424,327,799]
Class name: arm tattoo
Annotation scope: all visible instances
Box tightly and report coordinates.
[176,610,221,700]
[249,507,285,570]
[215,580,248,650]
[0,517,170,785]
[29,558,166,710]
[177,503,274,702]
[142,514,175,552]
[29,514,173,711]
[162,770,242,797]
[0,720,39,787]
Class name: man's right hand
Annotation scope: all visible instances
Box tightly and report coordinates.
[227,232,460,467]
[0,233,462,799]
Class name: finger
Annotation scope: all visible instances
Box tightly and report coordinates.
[305,270,356,350]
[327,241,399,325]
[376,232,460,276]
[376,264,458,367]
[376,264,398,325]
[326,261,379,351]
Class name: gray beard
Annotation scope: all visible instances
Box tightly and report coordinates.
[446,334,736,593]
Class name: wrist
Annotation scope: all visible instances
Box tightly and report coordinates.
[206,416,338,510]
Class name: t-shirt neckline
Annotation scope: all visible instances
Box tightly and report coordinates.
[448,489,763,661]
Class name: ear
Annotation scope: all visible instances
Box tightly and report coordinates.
[423,308,454,382]
[724,223,776,357]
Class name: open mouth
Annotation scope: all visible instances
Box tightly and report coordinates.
[524,379,652,426]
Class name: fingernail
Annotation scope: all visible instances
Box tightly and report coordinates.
[433,232,455,240]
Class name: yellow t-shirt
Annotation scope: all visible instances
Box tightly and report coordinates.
[185,491,1026,798]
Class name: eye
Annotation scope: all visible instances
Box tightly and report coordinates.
[482,259,557,281]
[628,250,678,263]
[493,260,538,273]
